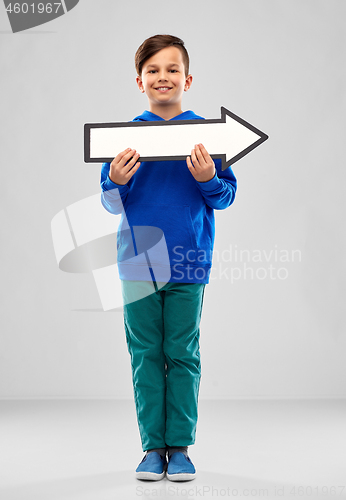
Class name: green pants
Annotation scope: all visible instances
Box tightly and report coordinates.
[121,280,206,451]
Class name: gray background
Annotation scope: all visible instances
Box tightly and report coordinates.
[1,0,345,400]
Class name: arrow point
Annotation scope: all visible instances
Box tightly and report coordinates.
[221,107,268,165]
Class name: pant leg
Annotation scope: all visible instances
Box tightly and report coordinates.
[161,282,206,447]
[121,280,166,451]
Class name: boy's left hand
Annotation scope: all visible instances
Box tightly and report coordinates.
[186,143,216,183]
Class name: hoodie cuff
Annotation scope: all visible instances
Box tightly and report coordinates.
[103,174,129,194]
[196,172,220,191]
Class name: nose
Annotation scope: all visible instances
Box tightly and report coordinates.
[157,70,168,81]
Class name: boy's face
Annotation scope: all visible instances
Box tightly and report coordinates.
[136,46,192,111]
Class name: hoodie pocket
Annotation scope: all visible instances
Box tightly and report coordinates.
[120,203,198,264]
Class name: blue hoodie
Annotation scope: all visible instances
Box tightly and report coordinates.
[100,110,237,284]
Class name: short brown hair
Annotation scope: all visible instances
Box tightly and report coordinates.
[135,34,190,77]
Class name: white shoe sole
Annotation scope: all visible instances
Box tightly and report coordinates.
[136,470,165,481]
[166,472,196,481]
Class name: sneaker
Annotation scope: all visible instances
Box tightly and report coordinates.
[135,452,167,481]
[166,452,196,481]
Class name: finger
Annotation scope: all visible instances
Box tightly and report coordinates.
[126,161,141,179]
[194,144,206,165]
[111,148,131,166]
[186,155,194,170]
[121,147,132,156]
[186,156,197,177]
[112,148,133,168]
[198,143,211,163]
[190,148,200,169]
[123,152,140,173]
[118,147,133,162]
[119,149,137,168]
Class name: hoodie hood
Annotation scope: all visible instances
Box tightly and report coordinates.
[132,110,204,122]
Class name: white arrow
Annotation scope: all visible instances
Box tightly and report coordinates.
[84,107,268,171]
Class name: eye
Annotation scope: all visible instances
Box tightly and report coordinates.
[148,70,157,74]
[170,69,177,73]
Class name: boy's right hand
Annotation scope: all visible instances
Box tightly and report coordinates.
[109,148,141,185]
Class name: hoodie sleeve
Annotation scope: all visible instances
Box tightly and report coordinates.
[100,162,129,215]
[195,159,237,210]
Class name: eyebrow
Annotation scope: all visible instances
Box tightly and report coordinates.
[146,63,180,69]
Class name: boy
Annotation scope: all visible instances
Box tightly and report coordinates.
[100,34,237,481]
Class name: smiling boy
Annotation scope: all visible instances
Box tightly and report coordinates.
[100,34,237,481]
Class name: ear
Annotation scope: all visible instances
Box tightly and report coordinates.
[184,74,193,92]
[136,76,145,94]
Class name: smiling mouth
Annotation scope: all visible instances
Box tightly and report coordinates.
[155,87,172,92]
